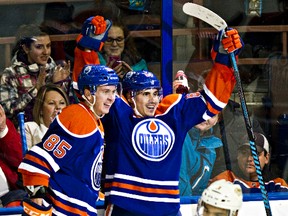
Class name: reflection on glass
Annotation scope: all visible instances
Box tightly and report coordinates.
[246,0,262,16]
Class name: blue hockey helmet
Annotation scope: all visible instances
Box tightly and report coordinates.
[77,64,119,95]
[122,70,161,94]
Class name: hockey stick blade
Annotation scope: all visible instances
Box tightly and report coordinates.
[182,3,227,31]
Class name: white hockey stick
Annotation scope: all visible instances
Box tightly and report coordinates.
[183,3,227,31]
[183,3,272,216]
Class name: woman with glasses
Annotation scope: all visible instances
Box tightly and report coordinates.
[98,18,148,79]
[210,132,288,193]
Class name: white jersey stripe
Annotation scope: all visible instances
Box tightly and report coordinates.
[108,190,180,203]
[30,146,60,172]
[51,188,98,213]
[203,84,226,108]
[106,173,178,186]
[18,163,50,176]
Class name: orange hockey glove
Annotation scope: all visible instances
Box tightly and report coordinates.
[222,29,243,53]
[211,28,244,67]
[78,15,112,51]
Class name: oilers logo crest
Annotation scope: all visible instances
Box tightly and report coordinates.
[91,145,104,191]
[132,119,175,161]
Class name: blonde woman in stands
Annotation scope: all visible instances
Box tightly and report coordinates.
[25,84,69,149]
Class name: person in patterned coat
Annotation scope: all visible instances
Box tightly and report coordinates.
[0,24,71,126]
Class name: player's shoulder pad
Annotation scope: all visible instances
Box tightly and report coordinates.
[58,104,99,135]
[156,94,181,115]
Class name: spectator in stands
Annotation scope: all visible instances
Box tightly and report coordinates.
[0,24,71,126]
[25,84,70,149]
[0,104,27,207]
[173,71,223,196]
[0,105,22,190]
[211,99,264,176]
[211,132,288,193]
[179,115,222,196]
[98,18,148,79]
